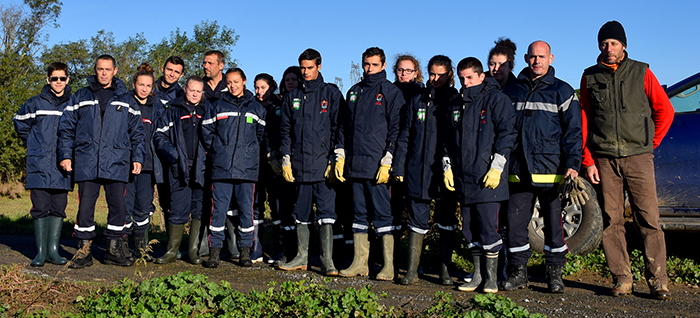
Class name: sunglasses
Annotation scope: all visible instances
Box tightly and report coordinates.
[49,76,68,82]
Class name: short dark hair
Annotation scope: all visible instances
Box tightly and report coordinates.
[47,62,68,77]
[185,75,204,88]
[457,57,484,75]
[488,38,517,70]
[163,56,185,74]
[298,48,322,66]
[428,55,455,87]
[254,73,278,95]
[362,47,385,64]
[225,67,246,81]
[95,54,116,69]
[204,50,225,65]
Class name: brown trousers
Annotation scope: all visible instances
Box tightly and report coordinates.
[597,153,668,287]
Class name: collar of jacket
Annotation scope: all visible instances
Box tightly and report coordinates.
[302,73,325,92]
[595,50,629,73]
[131,90,156,106]
[222,89,254,106]
[516,66,556,87]
[460,77,498,102]
[87,75,127,95]
[426,84,456,103]
[40,84,72,105]
[170,96,209,111]
[361,70,387,86]
[154,76,181,94]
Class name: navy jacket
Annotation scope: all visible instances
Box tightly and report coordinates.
[264,98,284,157]
[153,96,209,187]
[280,73,343,182]
[201,90,266,182]
[203,77,228,104]
[393,84,457,200]
[153,76,183,106]
[340,70,404,179]
[503,67,582,187]
[120,92,165,183]
[448,78,517,204]
[57,76,145,183]
[13,85,73,190]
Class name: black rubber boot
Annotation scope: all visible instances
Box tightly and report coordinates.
[133,232,153,262]
[483,252,499,293]
[46,216,68,265]
[400,232,424,285]
[546,264,565,293]
[439,230,454,285]
[69,239,93,269]
[187,220,203,264]
[223,217,239,259]
[121,235,133,263]
[31,218,48,266]
[239,246,253,267]
[320,224,338,276]
[155,223,184,264]
[279,224,309,271]
[203,247,221,268]
[500,264,528,291]
[104,238,134,266]
[458,250,482,291]
[198,222,210,257]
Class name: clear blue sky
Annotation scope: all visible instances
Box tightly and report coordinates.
[19,0,700,92]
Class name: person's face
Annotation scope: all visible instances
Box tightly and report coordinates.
[133,75,153,100]
[254,79,272,102]
[600,39,626,64]
[458,67,485,88]
[396,60,417,83]
[284,72,299,92]
[363,55,386,75]
[163,62,184,85]
[94,59,117,87]
[299,60,320,81]
[488,54,512,82]
[46,70,69,94]
[185,81,204,104]
[428,65,449,88]
[525,41,553,80]
[202,54,224,78]
[226,72,246,98]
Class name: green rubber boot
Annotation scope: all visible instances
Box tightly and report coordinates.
[339,233,369,277]
[400,232,424,285]
[376,235,395,281]
[46,217,68,265]
[187,220,203,264]
[319,224,338,276]
[31,218,48,266]
[458,250,483,291]
[155,223,184,264]
[279,224,309,271]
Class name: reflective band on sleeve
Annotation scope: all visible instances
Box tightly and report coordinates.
[65,100,98,112]
[409,225,429,235]
[245,113,266,126]
[73,224,96,232]
[226,209,238,216]
[376,226,393,233]
[295,220,312,225]
[125,222,133,229]
[128,108,141,116]
[544,244,568,253]
[253,219,263,225]
[508,243,531,253]
[467,242,481,249]
[271,220,282,226]
[135,219,150,227]
[352,223,369,230]
[391,225,402,231]
[209,225,225,232]
[332,234,344,240]
[482,239,504,251]
[317,218,336,225]
[437,223,458,231]
[156,122,174,133]
[106,224,125,231]
[515,101,558,113]
[238,225,255,233]
[559,94,577,112]
[13,110,63,121]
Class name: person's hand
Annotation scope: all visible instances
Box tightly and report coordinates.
[482,168,502,189]
[132,162,142,175]
[585,165,599,185]
[60,159,72,172]
[564,168,579,179]
[444,168,455,191]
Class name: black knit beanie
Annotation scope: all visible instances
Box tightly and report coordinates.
[598,21,627,47]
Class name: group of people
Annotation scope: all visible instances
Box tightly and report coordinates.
[13,20,674,299]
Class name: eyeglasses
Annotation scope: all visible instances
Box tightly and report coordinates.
[397,68,415,74]
[49,76,68,82]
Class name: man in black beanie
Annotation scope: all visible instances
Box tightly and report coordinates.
[580,20,675,300]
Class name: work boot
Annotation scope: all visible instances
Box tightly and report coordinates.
[319,224,338,276]
[104,239,134,266]
[500,264,528,291]
[458,250,482,292]
[155,223,184,264]
[650,283,671,300]
[251,222,264,263]
[274,226,296,267]
[239,246,253,267]
[376,235,394,281]
[483,252,499,293]
[439,230,454,285]
[187,220,203,264]
[203,247,221,268]
[46,216,68,265]
[610,281,633,297]
[223,218,239,259]
[339,233,369,277]
[400,232,424,285]
[133,232,153,262]
[69,239,93,269]
[279,224,309,271]
[121,235,133,263]
[545,264,565,293]
[31,218,48,266]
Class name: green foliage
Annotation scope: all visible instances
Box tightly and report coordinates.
[470,294,546,318]
[562,248,610,276]
[667,255,700,285]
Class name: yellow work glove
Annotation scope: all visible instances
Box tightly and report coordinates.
[333,157,346,183]
[570,177,590,206]
[482,168,502,189]
[376,164,391,184]
[281,155,294,182]
[324,162,332,179]
[394,176,403,182]
[444,168,455,191]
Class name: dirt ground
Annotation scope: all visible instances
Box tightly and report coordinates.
[2,234,699,318]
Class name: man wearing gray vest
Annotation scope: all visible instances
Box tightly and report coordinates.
[581,21,675,300]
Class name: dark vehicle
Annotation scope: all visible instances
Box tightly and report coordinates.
[528,71,700,255]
